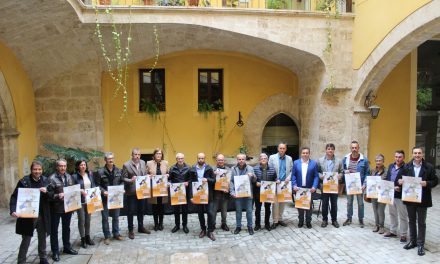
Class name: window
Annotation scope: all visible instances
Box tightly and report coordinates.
[139,69,165,111]
[198,69,223,111]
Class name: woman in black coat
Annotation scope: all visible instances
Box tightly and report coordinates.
[9,160,50,264]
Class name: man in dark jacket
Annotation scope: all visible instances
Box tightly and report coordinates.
[95,152,124,245]
[396,147,438,256]
[169,152,191,233]
[47,159,78,262]
[10,160,50,264]
[253,153,278,231]
[190,153,216,241]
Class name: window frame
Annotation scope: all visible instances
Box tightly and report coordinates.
[138,68,166,112]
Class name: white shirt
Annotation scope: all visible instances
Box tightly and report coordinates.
[82,173,91,189]
[301,159,309,187]
[413,161,422,178]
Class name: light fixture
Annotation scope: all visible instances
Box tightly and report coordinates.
[236,111,244,127]
[364,91,381,119]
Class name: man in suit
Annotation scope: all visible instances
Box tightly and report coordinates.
[122,147,150,239]
[396,147,438,256]
[292,147,319,228]
[268,142,293,229]
[169,152,191,233]
[317,143,343,228]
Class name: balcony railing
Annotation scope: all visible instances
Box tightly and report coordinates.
[85,0,354,13]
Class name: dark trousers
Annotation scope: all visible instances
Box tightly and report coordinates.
[253,194,271,226]
[152,197,164,225]
[197,203,215,232]
[212,192,229,225]
[125,195,145,232]
[174,204,188,227]
[50,212,72,253]
[18,217,47,263]
[321,193,338,222]
[298,204,312,224]
[406,204,427,245]
[101,199,120,239]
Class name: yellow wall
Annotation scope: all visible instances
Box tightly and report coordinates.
[353,0,431,69]
[102,50,297,166]
[0,41,37,176]
[368,53,415,165]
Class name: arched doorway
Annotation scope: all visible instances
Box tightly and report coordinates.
[261,113,299,160]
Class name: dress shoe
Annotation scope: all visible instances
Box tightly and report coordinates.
[128,231,135,239]
[378,227,385,234]
[221,223,229,231]
[207,232,216,241]
[40,258,49,264]
[138,226,151,234]
[233,227,241,234]
[298,222,304,228]
[332,221,340,228]
[271,223,278,230]
[183,226,189,233]
[199,229,206,238]
[154,224,159,231]
[400,236,407,243]
[278,221,287,227]
[248,227,254,235]
[51,253,60,262]
[80,237,87,248]
[321,221,328,228]
[384,232,397,238]
[343,219,352,226]
[403,241,417,250]
[85,235,95,245]
[63,247,78,255]
[418,245,425,256]
[359,220,364,228]
[104,238,111,245]
[171,226,180,233]
[159,223,164,231]
[264,224,271,231]
[372,226,379,232]
[306,222,312,229]
[113,235,124,241]
[254,225,261,231]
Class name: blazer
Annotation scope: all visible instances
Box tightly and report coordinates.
[230,164,256,198]
[47,172,76,213]
[317,156,343,187]
[189,164,215,202]
[121,159,147,196]
[395,159,439,207]
[146,160,170,204]
[385,163,404,199]
[268,153,293,181]
[291,159,319,189]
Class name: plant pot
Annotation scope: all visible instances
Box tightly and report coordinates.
[144,0,155,5]
[99,0,111,5]
[188,0,199,6]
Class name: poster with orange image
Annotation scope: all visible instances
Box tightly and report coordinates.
[260,181,276,203]
[135,175,151,199]
[276,181,292,203]
[294,188,311,210]
[323,172,338,194]
[85,187,103,214]
[192,181,209,204]
[170,183,187,205]
[152,175,168,197]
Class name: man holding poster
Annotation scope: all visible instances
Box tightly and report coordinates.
[317,143,343,228]
[190,153,216,241]
[396,147,438,256]
[10,160,50,264]
[253,153,277,231]
[230,153,256,235]
[292,147,319,229]
[95,152,124,245]
[212,154,232,232]
[47,159,78,261]
[169,153,191,234]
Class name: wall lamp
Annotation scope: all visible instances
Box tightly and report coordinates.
[364,90,381,119]
[236,111,244,127]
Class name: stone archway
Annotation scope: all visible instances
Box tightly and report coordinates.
[0,70,19,207]
[243,93,299,157]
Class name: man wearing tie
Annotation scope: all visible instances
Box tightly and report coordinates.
[396,147,438,256]
[291,147,319,229]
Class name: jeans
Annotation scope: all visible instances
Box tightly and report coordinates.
[212,191,229,225]
[77,204,91,237]
[101,199,120,239]
[406,204,427,245]
[152,197,164,225]
[50,211,72,253]
[388,198,408,236]
[346,193,364,220]
[321,193,338,222]
[125,195,145,232]
[235,198,253,228]
[253,194,271,226]
[17,217,47,263]
[371,198,386,227]
[197,203,215,232]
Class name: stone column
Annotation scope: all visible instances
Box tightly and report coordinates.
[0,128,19,207]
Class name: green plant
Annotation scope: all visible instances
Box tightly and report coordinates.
[417,87,432,110]
[140,98,160,118]
[35,143,105,176]
[267,0,287,9]
[157,0,185,6]
[238,143,248,155]
[198,99,223,117]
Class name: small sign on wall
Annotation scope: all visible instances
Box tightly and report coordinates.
[23,157,30,175]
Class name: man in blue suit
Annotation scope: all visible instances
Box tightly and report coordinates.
[292,147,319,228]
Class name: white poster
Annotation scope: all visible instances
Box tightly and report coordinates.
[16,188,40,218]
[63,184,81,213]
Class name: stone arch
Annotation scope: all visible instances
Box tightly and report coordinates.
[243,93,299,157]
[354,0,440,104]
[0,70,19,207]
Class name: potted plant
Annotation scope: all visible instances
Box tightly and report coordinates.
[188,0,199,6]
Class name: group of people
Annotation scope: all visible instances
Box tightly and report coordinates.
[9,142,438,263]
